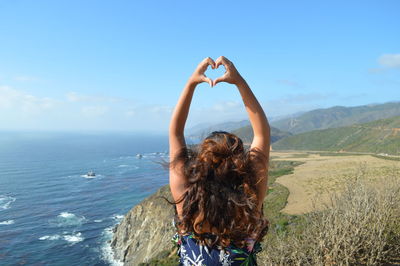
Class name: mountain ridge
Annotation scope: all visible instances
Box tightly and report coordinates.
[272,115,400,155]
[270,101,400,134]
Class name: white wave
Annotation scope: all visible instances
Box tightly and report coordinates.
[94,219,103,223]
[111,214,124,221]
[39,234,61,240]
[80,174,98,179]
[59,212,75,218]
[118,156,134,160]
[0,195,16,210]
[63,232,84,243]
[0,220,14,225]
[117,164,139,170]
[100,226,124,266]
[53,212,86,227]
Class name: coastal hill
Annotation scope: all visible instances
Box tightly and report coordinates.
[272,115,400,155]
[186,119,291,145]
[186,120,250,141]
[232,125,292,144]
[270,102,400,134]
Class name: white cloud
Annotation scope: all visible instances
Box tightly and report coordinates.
[13,75,40,82]
[81,106,109,118]
[66,92,122,103]
[0,86,57,116]
[125,109,136,117]
[211,101,242,112]
[378,54,400,68]
[0,86,332,132]
[150,105,173,115]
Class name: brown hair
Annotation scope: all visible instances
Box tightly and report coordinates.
[162,131,269,249]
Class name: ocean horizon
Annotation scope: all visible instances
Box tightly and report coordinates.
[0,131,174,265]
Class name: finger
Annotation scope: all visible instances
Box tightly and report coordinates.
[202,75,213,87]
[199,57,214,73]
[213,74,226,86]
[215,56,224,69]
[215,56,230,70]
[205,57,216,69]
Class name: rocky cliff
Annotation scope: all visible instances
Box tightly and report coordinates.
[111,185,177,265]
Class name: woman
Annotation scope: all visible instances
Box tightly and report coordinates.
[168,56,270,265]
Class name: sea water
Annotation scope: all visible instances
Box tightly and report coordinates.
[0,131,172,265]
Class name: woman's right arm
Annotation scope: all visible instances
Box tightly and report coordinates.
[237,79,270,214]
[213,56,270,213]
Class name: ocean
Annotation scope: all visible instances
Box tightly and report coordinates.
[0,131,172,265]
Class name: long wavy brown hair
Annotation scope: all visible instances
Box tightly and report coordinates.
[163,131,269,249]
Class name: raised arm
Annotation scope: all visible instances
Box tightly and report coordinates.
[213,56,270,212]
[169,57,215,218]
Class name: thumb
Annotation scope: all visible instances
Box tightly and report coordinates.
[202,75,213,87]
[213,75,226,87]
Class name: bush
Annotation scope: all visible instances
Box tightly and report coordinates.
[260,166,400,265]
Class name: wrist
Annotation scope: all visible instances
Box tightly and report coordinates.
[187,76,199,88]
[235,76,247,88]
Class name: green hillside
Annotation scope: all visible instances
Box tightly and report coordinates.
[272,116,400,155]
[271,102,400,134]
[232,125,292,144]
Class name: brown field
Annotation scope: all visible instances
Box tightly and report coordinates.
[272,151,400,215]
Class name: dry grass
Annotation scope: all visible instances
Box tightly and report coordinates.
[272,152,400,214]
[259,165,400,265]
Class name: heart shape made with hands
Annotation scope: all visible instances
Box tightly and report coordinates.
[204,64,226,85]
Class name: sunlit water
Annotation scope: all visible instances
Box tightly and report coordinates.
[0,131,170,265]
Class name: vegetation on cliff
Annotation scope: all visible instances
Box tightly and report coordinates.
[260,167,400,265]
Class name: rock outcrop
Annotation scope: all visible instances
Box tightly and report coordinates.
[111,185,177,265]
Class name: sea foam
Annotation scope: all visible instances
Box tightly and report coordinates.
[0,195,16,210]
[39,235,61,240]
[111,214,124,221]
[80,174,98,179]
[39,232,84,244]
[63,232,84,243]
[0,220,14,225]
[51,212,86,227]
[101,226,123,266]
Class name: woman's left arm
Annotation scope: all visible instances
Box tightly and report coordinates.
[169,57,215,215]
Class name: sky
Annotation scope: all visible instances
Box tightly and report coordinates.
[0,0,399,133]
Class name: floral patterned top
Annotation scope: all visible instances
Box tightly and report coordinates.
[171,231,262,266]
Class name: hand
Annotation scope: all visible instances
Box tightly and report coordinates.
[213,56,245,87]
[188,57,216,87]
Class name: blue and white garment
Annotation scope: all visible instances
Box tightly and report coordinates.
[171,231,262,266]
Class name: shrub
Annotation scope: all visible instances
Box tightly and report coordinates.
[260,166,400,265]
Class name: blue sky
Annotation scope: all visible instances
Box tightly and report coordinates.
[0,0,399,133]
